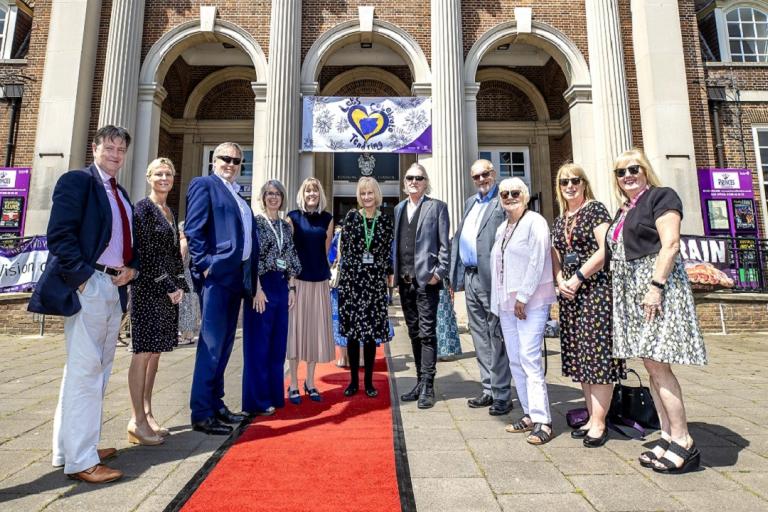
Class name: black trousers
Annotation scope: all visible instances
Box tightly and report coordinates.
[399,281,440,379]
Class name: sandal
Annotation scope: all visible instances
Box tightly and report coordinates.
[505,414,533,433]
[652,440,701,474]
[526,423,554,445]
[639,437,670,468]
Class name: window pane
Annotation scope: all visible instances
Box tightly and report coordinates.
[745,54,758,62]
[727,10,739,22]
[479,151,492,160]
[500,152,511,165]
[757,22,768,38]
[756,10,768,22]
[728,22,741,37]
[512,165,525,177]
[743,23,756,38]
[758,130,768,146]
[511,152,524,164]
[743,40,757,54]
[761,147,768,164]
[499,164,511,177]
[741,8,754,22]
[730,40,743,54]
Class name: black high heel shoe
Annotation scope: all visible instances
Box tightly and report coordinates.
[287,386,301,405]
[652,441,701,474]
[583,429,608,448]
[344,383,359,397]
[571,428,589,439]
[304,382,321,402]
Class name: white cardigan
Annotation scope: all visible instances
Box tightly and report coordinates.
[489,210,556,315]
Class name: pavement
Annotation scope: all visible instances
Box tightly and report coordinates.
[1,311,767,511]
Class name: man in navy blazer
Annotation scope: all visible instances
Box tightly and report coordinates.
[29,125,138,484]
[185,142,258,435]
[393,163,450,409]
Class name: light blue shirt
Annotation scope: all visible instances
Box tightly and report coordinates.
[458,184,497,267]
[216,174,252,261]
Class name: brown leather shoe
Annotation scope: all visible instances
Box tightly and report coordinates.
[67,464,123,484]
[97,448,117,462]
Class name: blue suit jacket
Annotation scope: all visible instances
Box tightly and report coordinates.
[28,165,137,316]
[184,174,258,295]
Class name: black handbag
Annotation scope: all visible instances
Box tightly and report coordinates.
[609,369,660,434]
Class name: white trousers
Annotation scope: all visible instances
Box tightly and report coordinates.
[499,305,551,424]
[52,272,122,474]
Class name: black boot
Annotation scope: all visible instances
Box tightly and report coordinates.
[400,371,422,401]
[418,376,435,409]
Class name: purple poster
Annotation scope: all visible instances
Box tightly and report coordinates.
[0,167,31,237]
[696,168,756,236]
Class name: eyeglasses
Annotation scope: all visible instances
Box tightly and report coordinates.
[558,177,582,187]
[499,190,522,199]
[471,170,492,181]
[216,155,242,165]
[613,165,642,178]
[265,191,282,198]
[404,175,426,182]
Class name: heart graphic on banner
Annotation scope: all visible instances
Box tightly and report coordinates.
[348,105,390,142]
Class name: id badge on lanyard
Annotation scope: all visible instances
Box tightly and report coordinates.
[362,252,374,265]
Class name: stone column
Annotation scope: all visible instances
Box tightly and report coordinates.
[631,0,703,234]
[564,85,600,203]
[263,0,302,207]
[26,0,102,235]
[431,0,467,232]
[585,0,632,204]
[98,0,145,189]
[463,82,480,199]
[251,81,268,209]
[131,84,167,200]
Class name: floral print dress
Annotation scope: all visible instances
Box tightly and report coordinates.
[607,225,707,365]
[338,209,394,343]
[553,201,626,383]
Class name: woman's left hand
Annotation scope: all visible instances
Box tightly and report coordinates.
[563,275,582,295]
[288,288,296,310]
[167,289,183,305]
[641,287,663,322]
[514,300,527,320]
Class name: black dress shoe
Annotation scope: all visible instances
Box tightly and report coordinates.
[192,417,233,436]
[344,384,359,397]
[571,428,589,439]
[467,393,494,408]
[488,399,513,416]
[215,406,248,424]
[583,429,609,448]
[400,382,422,402]
[365,386,379,398]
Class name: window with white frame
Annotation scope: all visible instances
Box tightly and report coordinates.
[754,127,768,234]
[202,145,254,201]
[478,147,531,187]
[726,6,768,62]
[0,4,8,57]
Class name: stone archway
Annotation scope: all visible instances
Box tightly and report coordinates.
[132,20,268,201]
[320,67,411,97]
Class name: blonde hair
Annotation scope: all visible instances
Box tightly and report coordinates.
[296,177,328,212]
[356,177,383,208]
[555,163,596,215]
[146,157,176,177]
[498,177,530,206]
[402,162,432,195]
[611,147,661,203]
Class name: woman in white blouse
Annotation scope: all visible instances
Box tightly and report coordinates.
[490,177,557,445]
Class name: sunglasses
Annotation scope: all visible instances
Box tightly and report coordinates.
[499,190,522,199]
[216,155,242,165]
[471,170,492,181]
[558,177,582,187]
[405,175,426,182]
[613,164,642,178]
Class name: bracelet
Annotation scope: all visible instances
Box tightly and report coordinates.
[575,269,586,282]
[650,280,665,290]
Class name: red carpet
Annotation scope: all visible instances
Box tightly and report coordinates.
[181,351,402,512]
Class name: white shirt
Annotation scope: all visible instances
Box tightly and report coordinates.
[216,174,252,261]
[406,194,425,223]
[95,165,133,268]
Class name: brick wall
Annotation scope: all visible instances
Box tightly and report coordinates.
[335,80,399,97]
[197,80,255,120]
[318,65,414,92]
[0,295,64,335]
[477,80,537,121]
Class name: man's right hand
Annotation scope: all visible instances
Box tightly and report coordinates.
[78,282,87,293]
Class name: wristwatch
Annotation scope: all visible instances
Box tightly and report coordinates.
[575,269,586,282]
[650,279,666,290]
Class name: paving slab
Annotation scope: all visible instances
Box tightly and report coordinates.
[481,460,574,494]
[497,492,597,512]
[672,489,768,512]
[411,477,501,512]
[569,474,686,511]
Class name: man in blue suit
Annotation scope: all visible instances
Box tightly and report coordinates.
[29,125,138,484]
[185,142,258,435]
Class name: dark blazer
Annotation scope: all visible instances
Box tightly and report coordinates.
[604,186,683,268]
[184,174,258,295]
[393,196,450,288]
[28,165,137,316]
[448,187,505,291]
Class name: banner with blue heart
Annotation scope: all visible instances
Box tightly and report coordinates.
[301,96,432,153]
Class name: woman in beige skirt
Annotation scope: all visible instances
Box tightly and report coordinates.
[286,178,335,403]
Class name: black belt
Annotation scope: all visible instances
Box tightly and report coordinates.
[464,266,478,274]
[93,263,120,277]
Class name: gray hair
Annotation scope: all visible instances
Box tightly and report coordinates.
[498,177,530,206]
[259,179,287,211]
[402,162,432,194]
[212,142,244,160]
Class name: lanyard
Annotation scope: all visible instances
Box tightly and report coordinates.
[261,214,284,253]
[361,210,378,253]
[611,186,649,242]
[564,199,588,250]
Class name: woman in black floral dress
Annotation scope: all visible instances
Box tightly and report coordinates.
[552,164,625,448]
[338,177,394,398]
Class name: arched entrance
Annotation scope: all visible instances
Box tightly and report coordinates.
[464,21,594,220]
[133,20,268,211]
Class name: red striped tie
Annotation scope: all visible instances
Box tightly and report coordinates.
[109,177,133,265]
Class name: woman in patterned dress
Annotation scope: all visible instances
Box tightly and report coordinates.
[338,177,394,398]
[607,148,706,474]
[128,158,188,445]
[552,163,626,448]
[242,180,302,416]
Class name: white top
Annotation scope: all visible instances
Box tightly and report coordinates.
[489,210,556,314]
[406,194,425,223]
